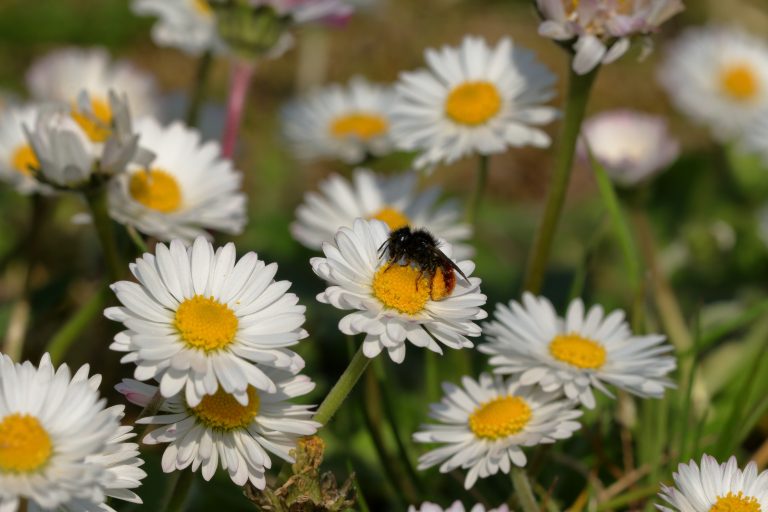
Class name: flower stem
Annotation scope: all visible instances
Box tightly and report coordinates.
[162,470,195,512]
[46,284,109,364]
[221,59,256,159]
[84,186,123,282]
[523,65,599,293]
[313,344,371,426]
[466,154,490,225]
[511,467,540,512]
[185,50,213,127]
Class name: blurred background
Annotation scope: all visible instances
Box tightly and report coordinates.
[2,0,768,510]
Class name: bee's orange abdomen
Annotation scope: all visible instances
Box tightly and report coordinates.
[430,266,456,301]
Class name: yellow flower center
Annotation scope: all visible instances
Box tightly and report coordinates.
[175,295,238,352]
[372,264,431,315]
[190,386,260,430]
[468,396,532,440]
[71,97,113,143]
[445,81,502,126]
[329,113,389,140]
[720,64,760,101]
[710,492,762,512]
[370,207,410,231]
[0,414,53,473]
[193,0,213,15]
[129,168,183,213]
[11,144,38,176]
[549,334,607,369]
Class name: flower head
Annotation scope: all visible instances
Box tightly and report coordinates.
[105,236,307,407]
[414,373,582,489]
[311,218,486,363]
[0,105,51,195]
[580,109,679,187]
[392,36,557,169]
[479,293,676,409]
[409,503,510,512]
[537,0,684,74]
[291,168,472,258]
[132,0,226,56]
[658,454,768,511]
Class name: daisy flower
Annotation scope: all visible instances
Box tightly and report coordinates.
[392,35,558,170]
[414,373,582,489]
[116,371,320,490]
[282,77,395,164]
[311,218,486,363]
[105,236,307,407]
[479,293,676,409]
[658,26,768,141]
[536,0,684,75]
[291,168,472,258]
[658,454,768,511]
[580,109,679,187]
[0,353,146,512]
[131,0,225,56]
[26,47,158,119]
[409,502,510,512]
[0,105,51,195]
[108,118,247,242]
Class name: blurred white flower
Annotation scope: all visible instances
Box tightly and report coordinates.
[132,0,225,56]
[658,26,768,141]
[0,105,52,195]
[392,36,557,169]
[536,0,684,74]
[251,0,353,24]
[291,168,472,258]
[413,373,582,489]
[282,76,396,164]
[409,503,510,512]
[108,118,247,242]
[658,454,768,511]
[580,109,679,187]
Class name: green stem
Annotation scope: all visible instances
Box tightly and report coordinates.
[466,154,490,225]
[162,470,195,512]
[595,485,659,511]
[185,50,213,127]
[126,225,149,253]
[523,65,599,293]
[511,467,540,512]
[313,344,371,425]
[424,350,439,402]
[84,187,124,282]
[696,298,768,351]
[46,285,110,364]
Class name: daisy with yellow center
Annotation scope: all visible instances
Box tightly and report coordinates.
[479,293,676,409]
[0,105,50,195]
[117,371,320,490]
[282,76,396,164]
[658,455,768,512]
[106,237,307,407]
[291,168,473,259]
[108,118,247,243]
[0,354,147,511]
[131,0,225,56]
[413,373,582,489]
[391,35,557,169]
[311,218,486,363]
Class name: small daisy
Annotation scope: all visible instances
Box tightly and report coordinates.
[105,236,307,407]
[0,353,145,512]
[116,371,320,490]
[291,168,472,258]
[311,218,486,363]
[658,26,768,141]
[580,109,680,187]
[392,35,558,169]
[108,118,247,242]
[409,502,510,512]
[26,47,158,119]
[479,293,676,409]
[658,454,768,511]
[414,373,582,489]
[131,0,225,56]
[282,77,396,164]
[0,105,51,195]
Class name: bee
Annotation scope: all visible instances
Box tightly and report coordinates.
[378,226,468,300]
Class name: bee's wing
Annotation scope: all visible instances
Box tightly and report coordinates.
[431,247,469,282]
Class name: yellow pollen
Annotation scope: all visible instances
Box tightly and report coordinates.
[193,0,213,15]
[370,207,410,231]
[71,97,113,143]
[372,264,430,315]
[175,295,238,352]
[129,168,183,213]
[549,334,607,369]
[0,414,53,473]
[709,492,762,512]
[191,386,260,430]
[445,81,502,126]
[11,144,38,176]
[429,267,450,301]
[720,64,760,101]
[329,112,389,140]
[469,395,532,440]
